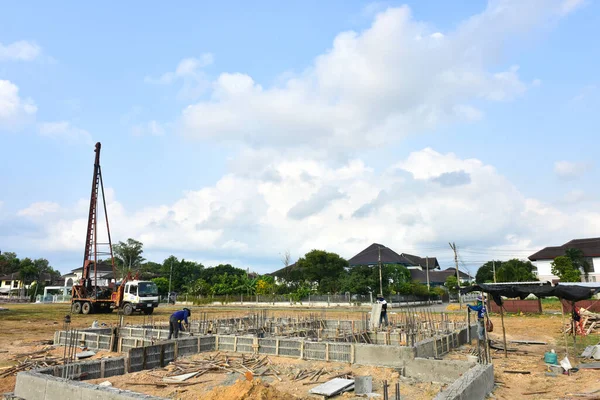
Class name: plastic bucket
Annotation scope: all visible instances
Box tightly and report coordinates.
[544,352,558,364]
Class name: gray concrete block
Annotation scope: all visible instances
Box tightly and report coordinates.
[405,358,472,384]
[45,376,81,400]
[354,344,414,367]
[14,372,48,400]
[433,363,494,400]
[355,376,372,394]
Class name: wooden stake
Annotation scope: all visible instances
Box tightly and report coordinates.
[500,304,507,358]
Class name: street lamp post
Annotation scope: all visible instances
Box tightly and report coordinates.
[378,246,383,296]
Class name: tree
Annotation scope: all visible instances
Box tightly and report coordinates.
[565,248,592,282]
[113,238,145,278]
[476,261,501,283]
[151,277,169,295]
[386,264,411,293]
[295,250,348,293]
[445,275,459,295]
[0,252,20,275]
[551,256,581,282]
[495,259,537,282]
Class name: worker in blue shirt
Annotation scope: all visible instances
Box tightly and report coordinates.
[168,308,191,339]
[467,295,486,340]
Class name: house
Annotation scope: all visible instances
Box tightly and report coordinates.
[348,243,441,271]
[528,237,600,283]
[0,273,27,296]
[410,267,472,287]
[0,272,62,296]
[62,262,116,288]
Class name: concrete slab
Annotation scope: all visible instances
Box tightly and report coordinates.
[14,372,47,400]
[433,363,494,400]
[309,378,354,397]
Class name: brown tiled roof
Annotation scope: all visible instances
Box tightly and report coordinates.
[410,267,470,284]
[529,237,600,261]
[348,243,414,266]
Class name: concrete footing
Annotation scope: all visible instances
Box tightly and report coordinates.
[433,363,494,400]
[14,371,165,400]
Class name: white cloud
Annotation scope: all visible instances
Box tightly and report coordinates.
[0,40,41,61]
[554,160,591,180]
[0,80,37,129]
[180,2,574,153]
[17,202,60,217]
[38,121,93,144]
[132,120,166,136]
[145,54,213,100]
[9,148,600,273]
[560,0,586,15]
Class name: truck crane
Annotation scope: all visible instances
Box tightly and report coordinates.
[71,142,159,316]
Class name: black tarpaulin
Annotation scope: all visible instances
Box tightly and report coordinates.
[460,283,600,306]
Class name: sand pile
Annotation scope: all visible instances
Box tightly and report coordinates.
[203,378,305,400]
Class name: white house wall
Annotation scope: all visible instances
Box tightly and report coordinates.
[534,258,600,283]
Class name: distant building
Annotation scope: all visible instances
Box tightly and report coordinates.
[62,262,116,287]
[528,237,600,283]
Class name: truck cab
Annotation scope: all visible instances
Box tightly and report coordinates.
[120,280,159,315]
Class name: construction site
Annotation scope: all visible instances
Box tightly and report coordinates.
[2,141,600,400]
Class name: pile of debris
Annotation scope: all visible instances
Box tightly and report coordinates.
[0,347,60,378]
[565,308,600,335]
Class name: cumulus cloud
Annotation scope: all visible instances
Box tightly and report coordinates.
[431,171,472,187]
[17,202,60,217]
[38,121,93,144]
[180,1,573,153]
[0,80,37,129]
[145,54,213,100]
[554,160,591,180]
[0,40,41,61]
[8,148,600,273]
[132,120,166,136]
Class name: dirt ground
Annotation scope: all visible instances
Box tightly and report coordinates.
[1,303,599,399]
[446,312,600,400]
[88,351,442,399]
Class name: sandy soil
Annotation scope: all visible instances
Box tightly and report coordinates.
[446,313,600,400]
[2,303,599,399]
[88,351,442,399]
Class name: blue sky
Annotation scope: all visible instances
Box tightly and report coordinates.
[1,0,599,275]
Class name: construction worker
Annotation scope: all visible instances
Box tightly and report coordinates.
[168,307,191,339]
[467,295,486,340]
[376,294,388,327]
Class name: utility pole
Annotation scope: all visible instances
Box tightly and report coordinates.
[426,256,430,291]
[378,246,383,296]
[168,260,173,302]
[449,242,462,308]
[493,261,497,283]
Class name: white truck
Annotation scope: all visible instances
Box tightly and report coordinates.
[120,280,160,315]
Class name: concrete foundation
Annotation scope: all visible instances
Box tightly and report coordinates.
[433,363,494,400]
[14,371,165,400]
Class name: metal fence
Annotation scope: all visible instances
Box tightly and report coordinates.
[185,292,439,304]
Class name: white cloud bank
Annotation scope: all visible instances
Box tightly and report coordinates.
[0,80,37,129]
[38,121,93,144]
[554,160,591,180]
[0,40,41,61]
[179,1,574,152]
[7,149,600,272]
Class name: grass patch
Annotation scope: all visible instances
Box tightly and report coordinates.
[541,298,562,311]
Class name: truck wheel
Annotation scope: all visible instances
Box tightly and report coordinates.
[122,303,133,316]
[72,302,82,314]
[82,302,92,315]
[143,308,154,315]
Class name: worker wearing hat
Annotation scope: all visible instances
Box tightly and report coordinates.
[168,307,191,339]
[467,295,486,340]
[376,294,388,327]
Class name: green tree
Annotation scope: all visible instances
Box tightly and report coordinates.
[151,277,169,295]
[551,256,581,282]
[387,264,411,293]
[445,275,459,295]
[476,261,501,283]
[565,248,592,282]
[295,250,348,293]
[495,259,537,282]
[113,238,145,278]
[0,252,20,275]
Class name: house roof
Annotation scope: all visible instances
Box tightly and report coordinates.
[529,237,600,261]
[0,273,20,281]
[348,243,414,266]
[268,263,300,278]
[400,253,440,270]
[410,267,470,284]
[70,262,115,273]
